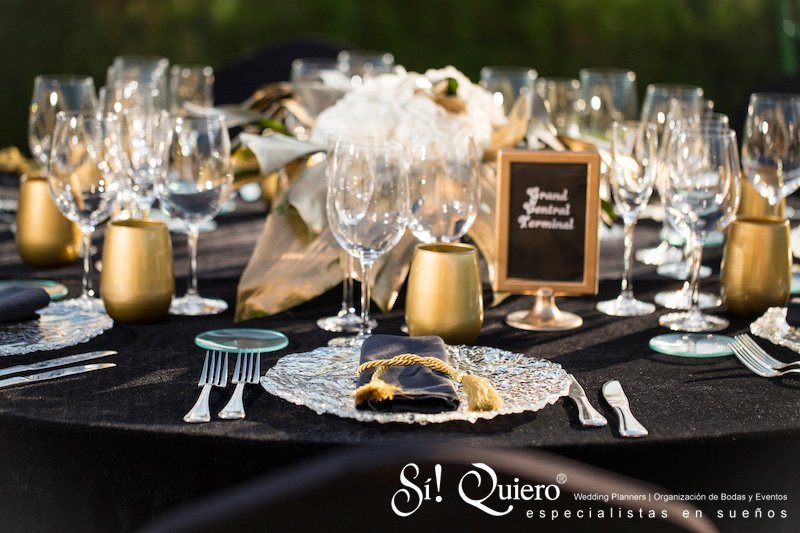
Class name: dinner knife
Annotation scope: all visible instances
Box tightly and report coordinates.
[0,363,116,390]
[567,374,607,427]
[602,380,648,438]
[0,350,117,379]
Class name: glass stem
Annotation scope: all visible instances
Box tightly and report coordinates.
[620,217,637,299]
[81,228,94,299]
[687,233,704,317]
[341,251,355,315]
[359,259,374,336]
[187,228,200,297]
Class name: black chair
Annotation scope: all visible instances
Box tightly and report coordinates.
[141,444,716,533]
[214,38,346,106]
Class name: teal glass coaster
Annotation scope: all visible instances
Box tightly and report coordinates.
[649,333,734,358]
[195,328,289,354]
[0,279,68,300]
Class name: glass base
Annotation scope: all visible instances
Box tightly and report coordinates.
[75,294,106,313]
[657,262,712,280]
[658,310,728,332]
[596,295,655,317]
[327,334,369,348]
[170,294,228,316]
[635,241,682,266]
[649,333,734,357]
[316,313,374,333]
[654,289,722,310]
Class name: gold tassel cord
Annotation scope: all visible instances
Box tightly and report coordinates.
[354,354,503,412]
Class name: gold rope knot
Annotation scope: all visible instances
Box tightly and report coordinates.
[354,353,503,412]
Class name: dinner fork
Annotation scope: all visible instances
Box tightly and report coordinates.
[184,350,228,423]
[736,334,800,371]
[731,338,800,378]
[219,352,261,420]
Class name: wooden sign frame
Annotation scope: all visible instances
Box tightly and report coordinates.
[494,149,601,295]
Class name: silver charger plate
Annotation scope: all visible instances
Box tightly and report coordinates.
[0,299,113,356]
[260,345,570,424]
[750,306,800,353]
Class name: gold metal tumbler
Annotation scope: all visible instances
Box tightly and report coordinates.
[721,216,791,316]
[405,243,483,344]
[15,174,81,267]
[101,220,174,323]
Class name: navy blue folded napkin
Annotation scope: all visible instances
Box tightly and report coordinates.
[0,287,50,322]
[356,334,459,413]
[786,297,800,327]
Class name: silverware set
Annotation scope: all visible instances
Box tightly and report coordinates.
[731,333,800,378]
[567,374,648,438]
[184,350,261,424]
[0,350,117,390]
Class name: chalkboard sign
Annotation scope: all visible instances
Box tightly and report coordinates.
[494,150,600,295]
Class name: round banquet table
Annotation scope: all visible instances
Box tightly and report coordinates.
[0,194,798,533]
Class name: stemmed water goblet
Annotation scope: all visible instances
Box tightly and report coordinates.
[596,121,658,316]
[326,138,408,347]
[47,111,121,309]
[635,84,704,266]
[650,129,740,357]
[156,113,233,316]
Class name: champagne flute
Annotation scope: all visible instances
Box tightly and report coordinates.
[29,75,97,170]
[650,129,740,357]
[156,114,233,316]
[635,84,704,266]
[327,138,408,347]
[47,112,121,308]
[596,121,658,316]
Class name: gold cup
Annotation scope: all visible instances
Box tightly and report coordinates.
[721,216,791,316]
[101,220,174,323]
[405,243,483,344]
[15,173,81,267]
[738,177,785,219]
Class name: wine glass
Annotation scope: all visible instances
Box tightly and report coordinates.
[29,75,97,170]
[116,109,172,218]
[596,121,658,316]
[169,64,215,114]
[337,50,395,88]
[291,58,350,117]
[577,68,637,139]
[327,138,408,347]
[534,77,581,136]
[741,93,800,206]
[635,84,704,266]
[480,66,537,116]
[47,112,121,308]
[106,55,169,113]
[650,129,740,357]
[156,114,233,316]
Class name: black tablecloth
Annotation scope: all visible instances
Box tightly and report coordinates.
[0,203,798,532]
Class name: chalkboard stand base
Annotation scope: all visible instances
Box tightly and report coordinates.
[505,288,583,331]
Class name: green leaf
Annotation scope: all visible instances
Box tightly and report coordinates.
[446,77,458,96]
[258,118,290,136]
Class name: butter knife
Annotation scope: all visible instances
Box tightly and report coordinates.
[602,380,648,438]
[0,363,116,390]
[568,374,607,427]
[0,350,117,379]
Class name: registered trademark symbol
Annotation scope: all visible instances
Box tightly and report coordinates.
[556,473,567,484]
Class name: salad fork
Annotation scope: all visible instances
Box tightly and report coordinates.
[731,338,800,378]
[219,352,260,420]
[736,334,800,371]
[184,350,228,423]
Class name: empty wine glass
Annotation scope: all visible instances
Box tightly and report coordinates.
[47,112,121,308]
[480,66,537,116]
[169,64,214,114]
[534,77,581,136]
[327,138,408,347]
[337,50,395,88]
[636,84,704,266]
[106,55,169,112]
[29,75,98,170]
[577,68,637,139]
[407,134,480,243]
[650,129,740,356]
[596,121,658,316]
[157,114,233,316]
[291,58,350,117]
[741,93,800,206]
